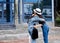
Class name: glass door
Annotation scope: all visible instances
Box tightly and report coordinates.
[54,0,60,26]
[0,0,14,24]
[0,3,6,24]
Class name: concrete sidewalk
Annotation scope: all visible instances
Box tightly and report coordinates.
[0,33,29,43]
[0,23,60,43]
[0,28,60,43]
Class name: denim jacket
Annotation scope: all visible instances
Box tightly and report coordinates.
[28,16,45,26]
[28,15,45,35]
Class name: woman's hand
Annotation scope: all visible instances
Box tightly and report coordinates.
[34,24,42,28]
[32,14,34,16]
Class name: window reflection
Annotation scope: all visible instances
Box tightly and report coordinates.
[23,0,52,22]
[0,0,14,23]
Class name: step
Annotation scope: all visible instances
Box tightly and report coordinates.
[0,33,29,43]
[0,33,29,41]
[0,24,16,30]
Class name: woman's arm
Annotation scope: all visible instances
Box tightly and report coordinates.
[38,18,45,24]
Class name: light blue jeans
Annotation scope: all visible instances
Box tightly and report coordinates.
[28,26,36,43]
[31,39,36,43]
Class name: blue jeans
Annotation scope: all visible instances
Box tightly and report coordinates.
[41,23,49,43]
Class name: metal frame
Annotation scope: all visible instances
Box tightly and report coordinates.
[52,0,54,22]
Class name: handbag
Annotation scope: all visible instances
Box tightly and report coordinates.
[31,27,38,40]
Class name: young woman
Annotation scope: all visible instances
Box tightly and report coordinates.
[28,8,49,43]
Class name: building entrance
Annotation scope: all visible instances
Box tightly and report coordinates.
[0,0,14,24]
[0,3,6,24]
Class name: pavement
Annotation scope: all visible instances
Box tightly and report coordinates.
[0,22,60,43]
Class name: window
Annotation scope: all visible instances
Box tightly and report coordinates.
[24,4,33,14]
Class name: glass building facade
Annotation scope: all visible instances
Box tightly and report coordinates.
[23,0,43,22]
[23,0,52,22]
[0,0,52,24]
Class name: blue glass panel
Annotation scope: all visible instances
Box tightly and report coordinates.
[0,0,6,2]
[0,0,14,2]
[0,0,4,1]
[24,0,38,3]
[10,0,14,2]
